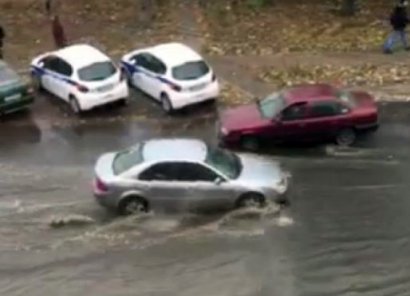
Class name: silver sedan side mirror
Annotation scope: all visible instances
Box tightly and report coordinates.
[214,177,224,185]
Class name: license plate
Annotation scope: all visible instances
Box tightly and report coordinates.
[98,84,114,92]
[5,94,21,102]
[190,83,207,92]
[195,93,207,100]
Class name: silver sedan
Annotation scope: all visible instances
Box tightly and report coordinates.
[93,138,290,215]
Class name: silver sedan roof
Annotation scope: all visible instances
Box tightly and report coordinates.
[142,139,208,162]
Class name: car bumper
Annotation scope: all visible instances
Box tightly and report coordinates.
[94,191,119,210]
[356,122,379,133]
[78,82,129,111]
[170,81,220,109]
[0,95,34,114]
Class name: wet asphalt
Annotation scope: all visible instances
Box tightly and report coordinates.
[1,89,410,296]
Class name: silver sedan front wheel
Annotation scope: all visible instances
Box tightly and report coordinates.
[237,193,265,209]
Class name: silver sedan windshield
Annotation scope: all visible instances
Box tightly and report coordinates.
[113,144,144,175]
[205,146,241,179]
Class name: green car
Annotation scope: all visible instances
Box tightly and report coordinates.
[0,61,34,115]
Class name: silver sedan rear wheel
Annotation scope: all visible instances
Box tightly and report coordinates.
[119,196,148,215]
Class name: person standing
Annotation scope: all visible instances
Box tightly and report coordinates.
[51,15,67,49]
[0,25,5,59]
[45,0,60,16]
[383,0,410,54]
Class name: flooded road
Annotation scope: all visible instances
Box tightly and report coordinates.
[1,95,410,296]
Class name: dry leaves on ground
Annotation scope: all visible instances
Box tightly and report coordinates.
[258,64,410,88]
[219,81,254,105]
[202,1,389,55]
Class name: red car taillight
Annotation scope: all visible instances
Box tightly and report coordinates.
[76,83,89,93]
[95,178,108,192]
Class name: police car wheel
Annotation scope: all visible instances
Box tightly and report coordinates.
[161,94,173,114]
[70,97,81,114]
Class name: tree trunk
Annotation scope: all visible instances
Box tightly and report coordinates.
[341,0,357,16]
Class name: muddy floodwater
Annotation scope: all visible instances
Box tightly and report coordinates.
[1,101,410,296]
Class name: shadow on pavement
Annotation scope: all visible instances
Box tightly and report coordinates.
[0,110,42,145]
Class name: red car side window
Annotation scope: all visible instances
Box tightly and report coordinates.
[281,103,308,121]
[309,101,344,118]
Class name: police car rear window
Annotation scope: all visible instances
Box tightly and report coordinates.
[78,61,116,81]
[172,61,210,81]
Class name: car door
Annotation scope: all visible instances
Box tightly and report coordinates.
[130,53,149,92]
[52,58,73,101]
[42,57,71,100]
[40,56,59,93]
[303,100,349,140]
[275,102,310,141]
[137,162,191,211]
[139,54,166,99]
[176,162,238,210]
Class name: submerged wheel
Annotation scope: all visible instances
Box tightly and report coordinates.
[236,193,266,209]
[118,196,149,215]
[336,128,356,147]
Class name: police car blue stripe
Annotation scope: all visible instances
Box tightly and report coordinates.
[31,65,77,86]
[121,61,176,87]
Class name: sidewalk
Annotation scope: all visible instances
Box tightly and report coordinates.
[172,1,410,103]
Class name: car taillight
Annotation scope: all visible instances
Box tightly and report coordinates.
[76,83,89,93]
[169,82,181,92]
[95,178,108,192]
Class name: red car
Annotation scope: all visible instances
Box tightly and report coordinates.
[218,84,378,150]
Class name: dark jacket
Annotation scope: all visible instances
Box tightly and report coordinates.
[52,17,67,49]
[0,26,4,47]
[391,6,409,30]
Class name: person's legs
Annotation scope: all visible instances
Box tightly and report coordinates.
[383,31,398,53]
[399,30,410,50]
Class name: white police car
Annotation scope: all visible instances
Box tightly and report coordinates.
[121,42,219,113]
[30,44,129,114]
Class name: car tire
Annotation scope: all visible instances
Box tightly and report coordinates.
[119,98,128,106]
[161,93,173,114]
[69,96,82,115]
[241,135,259,151]
[118,196,149,216]
[236,192,266,209]
[31,74,42,92]
[336,128,356,147]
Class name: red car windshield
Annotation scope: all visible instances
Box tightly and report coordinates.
[258,93,286,119]
[336,89,357,107]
